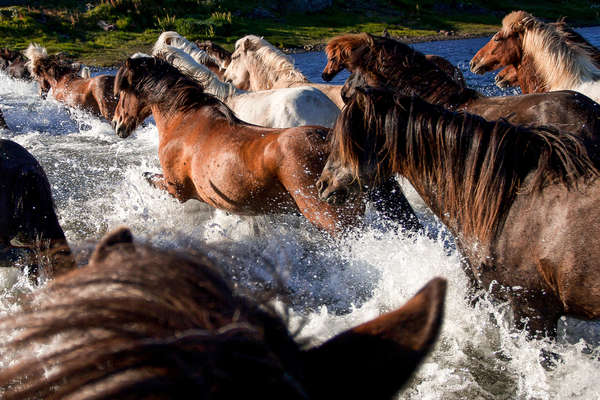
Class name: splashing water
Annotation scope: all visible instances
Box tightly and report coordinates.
[2,30,600,398]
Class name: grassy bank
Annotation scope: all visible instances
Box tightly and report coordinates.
[1,0,599,66]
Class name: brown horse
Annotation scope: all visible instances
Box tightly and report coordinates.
[0,139,75,278]
[0,227,446,399]
[323,33,600,145]
[112,56,369,235]
[317,87,600,338]
[471,12,600,96]
[26,44,117,121]
[196,39,232,68]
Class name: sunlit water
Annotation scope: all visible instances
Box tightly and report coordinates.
[2,27,600,399]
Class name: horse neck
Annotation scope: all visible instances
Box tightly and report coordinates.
[365,49,479,108]
[522,26,600,90]
[517,54,548,93]
[247,49,309,90]
[392,102,514,247]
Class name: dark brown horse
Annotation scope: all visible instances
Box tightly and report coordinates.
[0,227,446,399]
[323,33,600,145]
[470,12,600,94]
[112,56,370,235]
[26,44,117,121]
[317,87,600,338]
[196,39,232,68]
[0,139,75,278]
[0,48,31,80]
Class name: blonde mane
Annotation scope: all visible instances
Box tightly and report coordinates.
[234,35,309,89]
[152,44,241,101]
[24,43,47,75]
[154,31,222,69]
[502,11,600,90]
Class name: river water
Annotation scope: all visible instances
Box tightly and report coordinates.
[1,27,600,399]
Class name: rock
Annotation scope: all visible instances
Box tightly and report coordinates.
[98,20,116,31]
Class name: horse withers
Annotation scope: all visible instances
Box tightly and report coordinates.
[0,227,446,399]
[0,139,75,279]
[317,87,600,339]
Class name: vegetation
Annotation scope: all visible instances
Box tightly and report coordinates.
[1,0,599,66]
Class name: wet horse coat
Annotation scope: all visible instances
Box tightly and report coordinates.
[318,89,600,338]
[113,56,365,235]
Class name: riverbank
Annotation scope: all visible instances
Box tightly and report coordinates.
[2,1,599,66]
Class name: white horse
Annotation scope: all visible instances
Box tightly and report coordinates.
[223,35,344,108]
[152,33,339,128]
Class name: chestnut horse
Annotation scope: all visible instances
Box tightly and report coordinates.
[0,139,75,278]
[112,56,367,235]
[317,87,600,338]
[196,39,232,68]
[224,35,345,108]
[470,12,600,99]
[323,33,600,146]
[0,227,446,399]
[25,44,118,121]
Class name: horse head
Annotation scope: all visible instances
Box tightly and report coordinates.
[318,86,400,204]
[0,226,447,399]
[322,33,373,81]
[223,35,260,90]
[26,44,78,99]
[196,40,232,68]
[112,56,153,138]
[495,65,519,89]
[469,11,531,74]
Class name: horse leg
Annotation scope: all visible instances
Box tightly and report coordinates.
[143,172,186,202]
[509,291,562,340]
[368,177,422,233]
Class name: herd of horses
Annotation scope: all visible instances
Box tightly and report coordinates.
[0,9,599,397]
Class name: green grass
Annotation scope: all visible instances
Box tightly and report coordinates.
[1,1,599,66]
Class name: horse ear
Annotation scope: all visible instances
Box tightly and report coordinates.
[302,278,446,399]
[89,227,134,265]
[114,64,131,95]
[241,38,251,52]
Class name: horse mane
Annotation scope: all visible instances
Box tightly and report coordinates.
[154,31,223,71]
[196,40,232,67]
[153,44,241,100]
[336,91,598,242]
[0,236,305,399]
[502,11,600,89]
[235,35,308,88]
[24,43,79,80]
[117,56,239,123]
[330,33,479,108]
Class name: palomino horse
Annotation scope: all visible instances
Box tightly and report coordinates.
[0,139,75,278]
[317,87,600,338]
[323,33,600,146]
[0,227,446,399]
[25,44,118,121]
[470,12,600,100]
[112,56,366,235]
[196,39,232,68]
[223,35,345,108]
[151,38,340,129]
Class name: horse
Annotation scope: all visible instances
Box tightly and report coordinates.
[196,39,232,68]
[0,227,447,399]
[323,32,600,146]
[151,41,340,129]
[25,44,118,121]
[0,139,75,278]
[0,107,8,130]
[0,48,31,80]
[470,12,600,100]
[112,56,371,235]
[317,87,600,338]
[223,35,345,108]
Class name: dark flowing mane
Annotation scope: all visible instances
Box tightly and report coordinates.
[332,33,479,108]
[0,235,304,399]
[334,90,598,242]
[115,56,239,123]
[30,55,78,81]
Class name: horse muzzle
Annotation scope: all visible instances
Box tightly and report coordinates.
[112,119,132,139]
[469,58,488,75]
[317,177,350,205]
[495,74,510,89]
